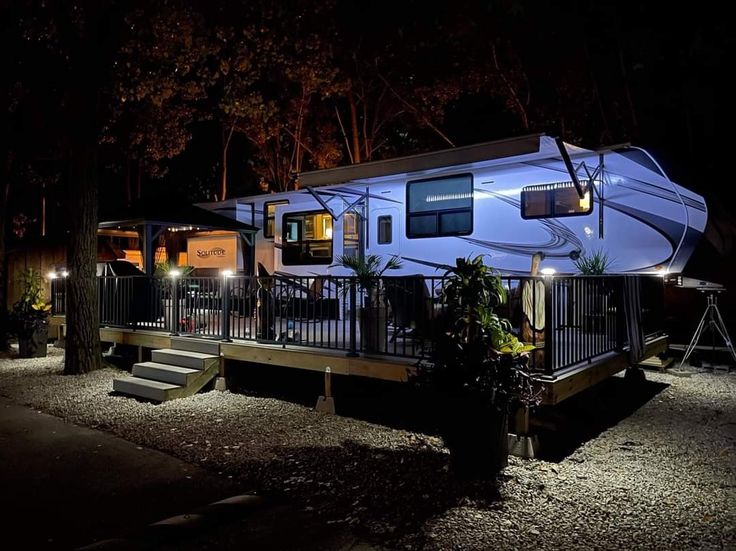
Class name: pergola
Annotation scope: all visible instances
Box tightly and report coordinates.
[98,204,259,276]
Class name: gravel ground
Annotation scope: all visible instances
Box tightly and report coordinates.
[1,347,734,550]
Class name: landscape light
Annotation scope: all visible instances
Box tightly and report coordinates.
[169,269,181,278]
[540,267,556,276]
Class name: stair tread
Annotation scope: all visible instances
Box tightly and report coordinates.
[154,348,219,360]
[114,376,181,390]
[134,362,199,374]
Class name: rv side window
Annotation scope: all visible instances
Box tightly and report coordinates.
[264,200,288,238]
[377,215,392,244]
[282,210,333,265]
[343,211,361,258]
[521,181,592,219]
[406,174,473,238]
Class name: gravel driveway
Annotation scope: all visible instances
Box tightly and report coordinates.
[1,348,734,550]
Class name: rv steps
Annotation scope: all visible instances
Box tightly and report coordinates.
[113,339,220,402]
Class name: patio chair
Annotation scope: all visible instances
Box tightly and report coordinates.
[383,275,432,343]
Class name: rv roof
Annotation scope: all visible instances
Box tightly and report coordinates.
[297,133,545,187]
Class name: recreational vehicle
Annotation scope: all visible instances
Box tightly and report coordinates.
[201,134,706,277]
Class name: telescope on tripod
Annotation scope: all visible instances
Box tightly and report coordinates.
[672,277,736,370]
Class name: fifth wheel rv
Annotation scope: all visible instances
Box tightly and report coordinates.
[200,134,707,277]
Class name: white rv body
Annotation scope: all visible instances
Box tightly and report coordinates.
[200,135,707,277]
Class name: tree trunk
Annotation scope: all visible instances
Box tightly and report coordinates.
[348,91,361,164]
[64,141,101,374]
[220,123,235,202]
[0,151,11,351]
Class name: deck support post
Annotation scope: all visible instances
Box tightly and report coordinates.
[509,405,540,459]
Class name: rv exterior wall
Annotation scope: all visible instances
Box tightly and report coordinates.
[204,141,706,277]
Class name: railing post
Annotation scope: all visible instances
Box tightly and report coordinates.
[347,279,358,357]
[616,276,626,350]
[170,277,180,336]
[221,275,231,342]
[544,277,555,375]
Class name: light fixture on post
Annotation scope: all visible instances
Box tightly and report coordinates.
[47,272,57,280]
[540,267,556,276]
[220,270,233,342]
[168,269,181,335]
[61,270,69,278]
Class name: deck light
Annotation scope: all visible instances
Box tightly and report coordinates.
[540,267,556,276]
[61,270,69,278]
[169,269,181,278]
[221,269,234,278]
[47,272,57,280]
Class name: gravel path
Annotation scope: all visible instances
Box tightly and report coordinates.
[1,348,734,550]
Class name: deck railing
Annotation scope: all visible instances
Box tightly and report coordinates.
[51,273,665,375]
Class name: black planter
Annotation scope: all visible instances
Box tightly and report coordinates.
[443,396,509,479]
[18,323,49,358]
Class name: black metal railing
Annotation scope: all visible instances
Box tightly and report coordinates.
[52,273,665,375]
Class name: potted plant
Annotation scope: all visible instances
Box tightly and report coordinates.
[336,254,402,353]
[10,268,52,358]
[573,248,614,333]
[413,256,537,479]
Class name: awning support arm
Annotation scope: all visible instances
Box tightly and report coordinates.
[305,186,367,221]
[555,137,586,198]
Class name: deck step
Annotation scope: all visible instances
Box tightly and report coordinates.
[132,362,200,385]
[151,348,219,370]
[113,377,182,402]
[171,337,221,356]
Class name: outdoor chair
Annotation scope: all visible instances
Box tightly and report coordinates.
[383,275,432,343]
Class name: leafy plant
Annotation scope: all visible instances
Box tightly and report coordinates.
[336,254,402,306]
[10,268,52,337]
[573,248,612,275]
[414,255,537,408]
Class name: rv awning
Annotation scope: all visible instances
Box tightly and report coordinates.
[297,134,544,187]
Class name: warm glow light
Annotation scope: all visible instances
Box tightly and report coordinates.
[325,227,333,239]
[540,267,556,276]
[47,272,57,280]
[169,269,181,277]
[221,269,234,277]
[579,191,591,210]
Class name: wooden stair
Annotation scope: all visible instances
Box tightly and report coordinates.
[113,337,220,402]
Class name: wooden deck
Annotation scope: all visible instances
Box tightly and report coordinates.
[76,318,668,405]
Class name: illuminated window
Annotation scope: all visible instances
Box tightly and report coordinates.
[407,174,473,238]
[264,200,288,238]
[282,211,333,265]
[521,181,593,219]
[377,215,392,244]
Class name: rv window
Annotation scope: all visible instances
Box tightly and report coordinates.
[407,174,473,238]
[282,210,333,265]
[521,181,592,219]
[377,215,392,244]
[264,200,288,238]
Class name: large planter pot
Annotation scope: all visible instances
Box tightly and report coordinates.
[360,306,387,354]
[18,323,49,358]
[443,395,509,479]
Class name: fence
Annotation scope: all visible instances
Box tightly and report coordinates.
[51,273,665,375]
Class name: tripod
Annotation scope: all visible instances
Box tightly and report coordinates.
[680,291,736,370]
